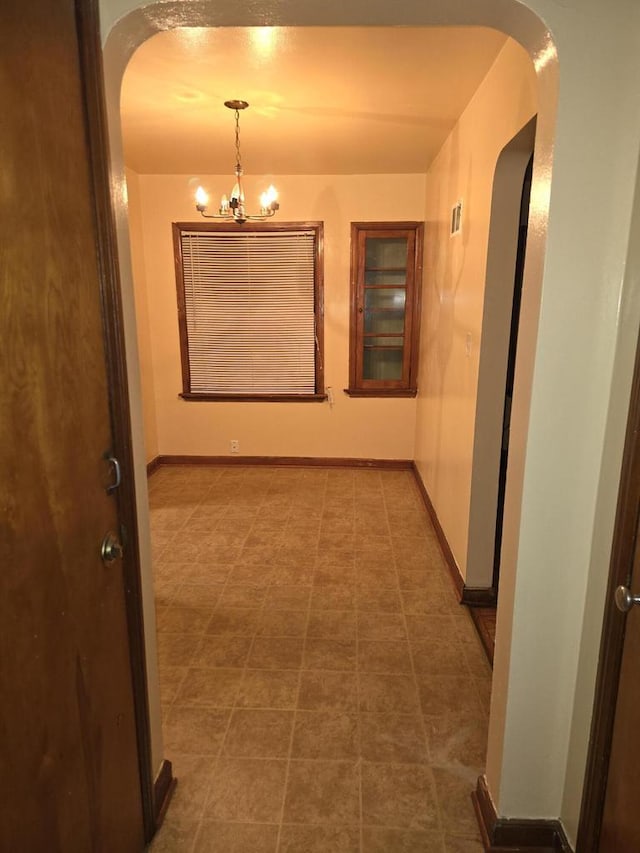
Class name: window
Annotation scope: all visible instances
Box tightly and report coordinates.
[173,222,325,401]
[347,221,424,396]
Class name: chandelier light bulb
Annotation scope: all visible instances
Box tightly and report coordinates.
[195,185,209,211]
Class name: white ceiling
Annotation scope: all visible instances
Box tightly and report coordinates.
[121,26,507,176]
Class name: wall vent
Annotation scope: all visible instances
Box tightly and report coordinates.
[451,200,463,236]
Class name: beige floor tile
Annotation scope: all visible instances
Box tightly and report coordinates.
[283,760,360,825]
[174,667,243,708]
[397,568,444,590]
[206,757,288,823]
[362,827,445,852]
[358,673,421,714]
[183,563,235,585]
[432,766,481,837]
[157,605,214,635]
[311,583,357,611]
[356,567,398,588]
[358,612,407,641]
[358,640,413,674]
[271,564,316,585]
[278,824,360,852]
[315,550,355,568]
[416,675,485,716]
[149,816,200,852]
[357,587,403,613]
[360,713,428,763]
[248,637,305,670]
[191,635,253,668]
[291,710,359,760]
[226,563,274,585]
[158,666,188,705]
[257,609,308,638]
[264,584,312,610]
[206,608,262,637]
[405,614,458,642]
[306,610,356,640]
[443,836,485,852]
[194,821,279,852]
[314,564,357,585]
[361,762,439,830]
[156,633,201,668]
[222,710,293,760]
[355,552,394,571]
[425,712,488,769]
[164,754,216,821]
[298,670,358,711]
[163,705,230,755]
[236,669,300,709]
[304,638,357,671]
[171,583,224,608]
[411,639,464,676]
[402,587,460,616]
[217,584,268,608]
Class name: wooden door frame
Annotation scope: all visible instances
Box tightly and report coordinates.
[75,0,155,842]
[577,329,640,849]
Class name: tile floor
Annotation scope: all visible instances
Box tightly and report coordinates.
[147,465,491,852]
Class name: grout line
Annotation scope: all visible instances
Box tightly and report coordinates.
[273,474,325,853]
[380,473,447,840]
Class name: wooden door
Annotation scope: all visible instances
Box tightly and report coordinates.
[600,587,640,851]
[0,1,145,851]
[578,308,640,847]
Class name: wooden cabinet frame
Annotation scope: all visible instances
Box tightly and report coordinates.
[346,221,424,397]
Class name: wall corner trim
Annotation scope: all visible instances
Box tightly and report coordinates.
[152,759,176,833]
[472,775,573,852]
[146,456,161,476]
[410,463,496,605]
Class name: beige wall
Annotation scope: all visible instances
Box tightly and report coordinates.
[126,169,158,462]
[414,39,537,583]
[130,172,424,460]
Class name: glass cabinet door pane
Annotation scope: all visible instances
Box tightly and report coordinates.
[364,270,407,286]
[365,237,408,269]
[365,335,404,347]
[364,312,405,335]
[364,288,406,311]
[364,288,406,334]
[363,348,403,380]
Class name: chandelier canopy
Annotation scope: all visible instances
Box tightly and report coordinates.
[195,100,279,225]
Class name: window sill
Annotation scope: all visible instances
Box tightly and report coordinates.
[343,387,418,398]
[180,392,328,403]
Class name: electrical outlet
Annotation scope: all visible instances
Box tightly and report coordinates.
[230,439,239,454]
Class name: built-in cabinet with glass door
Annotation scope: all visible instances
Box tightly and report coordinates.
[347,222,423,396]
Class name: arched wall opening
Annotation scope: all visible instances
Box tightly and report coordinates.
[467,117,536,592]
[101,0,557,816]
[100,0,640,845]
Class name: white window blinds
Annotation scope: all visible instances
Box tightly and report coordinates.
[178,228,318,395]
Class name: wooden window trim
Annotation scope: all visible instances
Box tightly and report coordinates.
[172,221,325,402]
[346,221,424,397]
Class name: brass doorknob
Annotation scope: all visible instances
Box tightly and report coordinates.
[614,585,640,613]
[101,531,124,563]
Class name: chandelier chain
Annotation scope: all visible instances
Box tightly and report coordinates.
[235,109,242,171]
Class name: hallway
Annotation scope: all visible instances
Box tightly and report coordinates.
[148,464,490,852]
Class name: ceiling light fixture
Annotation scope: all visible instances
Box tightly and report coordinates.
[195,100,279,225]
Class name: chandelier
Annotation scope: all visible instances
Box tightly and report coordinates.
[195,100,279,225]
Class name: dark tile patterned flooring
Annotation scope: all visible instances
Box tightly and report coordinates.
[147,465,491,852]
